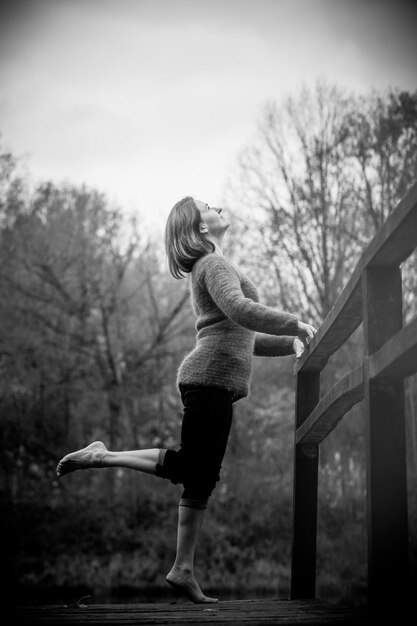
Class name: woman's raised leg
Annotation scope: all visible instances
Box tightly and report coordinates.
[56,441,160,477]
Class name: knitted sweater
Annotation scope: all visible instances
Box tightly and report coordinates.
[177,253,299,401]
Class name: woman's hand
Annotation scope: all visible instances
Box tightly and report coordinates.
[293,337,305,359]
[297,321,317,345]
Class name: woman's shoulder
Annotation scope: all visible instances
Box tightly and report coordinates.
[193,252,239,276]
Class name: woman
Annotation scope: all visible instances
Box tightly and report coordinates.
[56,196,316,603]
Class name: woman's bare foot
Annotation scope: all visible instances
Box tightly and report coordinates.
[56,441,108,477]
[166,566,218,603]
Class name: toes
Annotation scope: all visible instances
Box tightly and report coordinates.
[166,575,217,604]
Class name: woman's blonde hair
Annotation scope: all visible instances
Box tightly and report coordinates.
[164,196,214,279]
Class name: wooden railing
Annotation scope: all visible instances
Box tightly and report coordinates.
[290,181,417,606]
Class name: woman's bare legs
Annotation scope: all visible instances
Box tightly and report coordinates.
[56,441,160,477]
[56,442,216,603]
[166,505,218,603]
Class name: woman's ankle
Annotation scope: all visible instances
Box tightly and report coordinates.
[169,562,193,575]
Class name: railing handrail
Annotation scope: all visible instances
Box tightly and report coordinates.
[295,180,417,375]
[290,179,417,605]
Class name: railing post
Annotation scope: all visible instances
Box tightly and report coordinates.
[362,266,410,605]
[290,370,320,599]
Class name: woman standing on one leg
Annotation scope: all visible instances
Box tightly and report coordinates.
[57,196,316,603]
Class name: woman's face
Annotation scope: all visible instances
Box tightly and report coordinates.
[194,199,230,237]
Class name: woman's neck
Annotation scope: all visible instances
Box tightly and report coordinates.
[207,236,224,254]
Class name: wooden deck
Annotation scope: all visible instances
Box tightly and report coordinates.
[7,598,369,625]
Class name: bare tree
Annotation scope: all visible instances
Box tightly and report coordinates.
[346,89,417,237]
[225,82,361,325]
[0,180,192,462]
[224,82,417,486]
[225,85,417,327]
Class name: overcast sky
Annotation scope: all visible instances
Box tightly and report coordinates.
[1,0,416,230]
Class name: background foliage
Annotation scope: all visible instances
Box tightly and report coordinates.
[1,83,416,608]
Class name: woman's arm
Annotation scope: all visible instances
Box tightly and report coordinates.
[203,256,299,336]
[253,333,296,357]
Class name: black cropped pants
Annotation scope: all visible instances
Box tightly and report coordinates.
[155,385,234,508]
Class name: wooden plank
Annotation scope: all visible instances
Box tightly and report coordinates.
[363,180,417,267]
[296,366,364,445]
[295,268,362,374]
[368,316,417,379]
[291,372,320,599]
[7,598,370,625]
[362,266,410,606]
